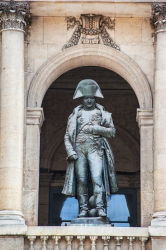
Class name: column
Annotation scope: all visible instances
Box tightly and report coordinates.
[0,1,31,225]
[24,108,44,225]
[137,109,153,226]
[151,3,166,226]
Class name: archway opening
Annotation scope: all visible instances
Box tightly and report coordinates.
[38,66,140,227]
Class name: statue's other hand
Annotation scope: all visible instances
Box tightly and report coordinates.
[68,153,78,161]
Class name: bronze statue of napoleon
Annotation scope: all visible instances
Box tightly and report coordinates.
[62,79,118,218]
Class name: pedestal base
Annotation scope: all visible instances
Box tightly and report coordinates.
[0,210,25,226]
[70,217,112,226]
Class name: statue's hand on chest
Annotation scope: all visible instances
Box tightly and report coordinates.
[78,109,102,124]
[77,109,102,134]
[81,124,94,134]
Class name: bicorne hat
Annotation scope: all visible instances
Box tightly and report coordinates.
[73,79,104,99]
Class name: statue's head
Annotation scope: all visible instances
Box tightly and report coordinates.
[73,79,104,99]
[73,79,103,110]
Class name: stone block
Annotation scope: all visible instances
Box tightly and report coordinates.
[115,18,142,44]
[24,170,39,190]
[30,2,151,18]
[156,46,166,70]
[23,190,38,225]
[47,45,59,59]
[27,43,47,73]
[26,126,40,171]
[44,17,66,46]
[115,3,151,18]
[141,171,153,192]
[141,151,153,172]
[155,70,166,91]
[29,17,44,44]
[120,44,154,86]
[141,191,154,227]
[0,237,24,250]
[25,72,34,92]
[152,238,166,250]
[154,168,166,183]
[142,18,153,43]
[154,190,166,212]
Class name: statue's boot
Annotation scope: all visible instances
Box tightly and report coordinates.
[78,194,88,217]
[97,207,107,217]
[95,190,106,217]
[78,209,88,217]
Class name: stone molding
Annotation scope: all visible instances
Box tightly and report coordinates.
[152,3,166,33]
[136,109,153,128]
[26,108,45,128]
[2,225,166,239]
[27,44,152,109]
[151,212,166,227]
[63,14,119,50]
[0,210,25,226]
[0,1,31,32]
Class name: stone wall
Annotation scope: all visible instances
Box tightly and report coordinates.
[25,12,154,93]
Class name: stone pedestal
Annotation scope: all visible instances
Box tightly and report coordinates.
[71,217,111,226]
[0,1,30,225]
[151,3,166,226]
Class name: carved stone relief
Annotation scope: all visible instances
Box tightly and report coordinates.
[0,0,31,32]
[63,14,120,50]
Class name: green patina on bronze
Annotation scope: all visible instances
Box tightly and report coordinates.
[62,79,118,219]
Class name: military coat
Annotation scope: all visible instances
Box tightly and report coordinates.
[62,103,118,196]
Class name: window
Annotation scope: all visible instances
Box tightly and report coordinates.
[49,187,137,226]
[107,189,137,227]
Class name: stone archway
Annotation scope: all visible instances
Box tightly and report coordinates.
[27,44,152,109]
[24,44,153,227]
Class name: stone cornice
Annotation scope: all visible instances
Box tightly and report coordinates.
[26,108,45,128]
[152,3,166,33]
[0,1,31,32]
[136,109,153,128]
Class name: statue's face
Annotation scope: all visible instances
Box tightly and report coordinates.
[82,96,96,110]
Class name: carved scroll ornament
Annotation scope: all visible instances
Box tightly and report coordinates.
[63,14,120,50]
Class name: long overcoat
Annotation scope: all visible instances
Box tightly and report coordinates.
[62,103,118,197]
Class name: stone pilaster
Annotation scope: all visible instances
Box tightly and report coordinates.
[24,108,44,225]
[0,1,31,225]
[151,3,166,226]
[137,109,153,226]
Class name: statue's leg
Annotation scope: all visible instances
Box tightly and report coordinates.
[75,151,88,217]
[88,152,106,217]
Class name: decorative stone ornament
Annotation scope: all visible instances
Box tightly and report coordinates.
[152,3,166,33]
[63,14,120,50]
[0,0,31,32]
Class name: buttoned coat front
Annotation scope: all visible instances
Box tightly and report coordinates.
[62,103,118,197]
